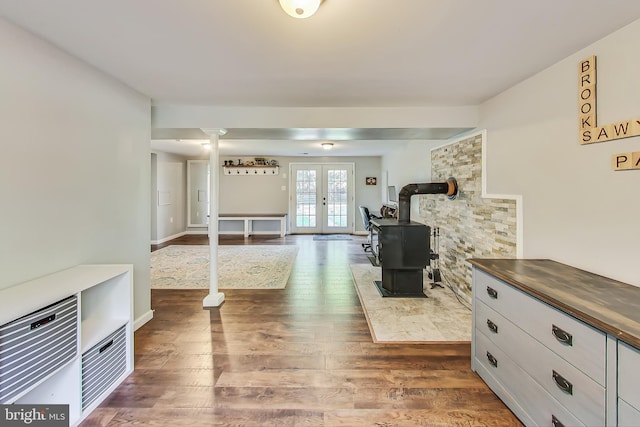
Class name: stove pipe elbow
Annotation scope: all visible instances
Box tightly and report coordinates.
[398,177,458,223]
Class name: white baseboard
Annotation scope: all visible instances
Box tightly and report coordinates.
[184,230,208,235]
[134,309,154,331]
[353,231,369,236]
[151,231,186,245]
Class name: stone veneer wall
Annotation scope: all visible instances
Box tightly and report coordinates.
[417,133,517,303]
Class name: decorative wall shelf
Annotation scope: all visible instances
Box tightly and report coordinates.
[223,166,279,176]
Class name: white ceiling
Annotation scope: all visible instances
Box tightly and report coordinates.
[3,0,640,156]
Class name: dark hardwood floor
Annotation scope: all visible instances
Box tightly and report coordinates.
[83,234,522,426]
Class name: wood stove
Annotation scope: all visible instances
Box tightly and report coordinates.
[369,178,458,298]
[370,218,430,297]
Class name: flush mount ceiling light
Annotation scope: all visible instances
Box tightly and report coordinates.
[321,142,334,150]
[278,0,322,19]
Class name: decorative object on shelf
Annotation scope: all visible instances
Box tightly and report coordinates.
[222,158,280,175]
[366,177,377,185]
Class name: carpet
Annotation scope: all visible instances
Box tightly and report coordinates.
[313,234,352,240]
[151,245,298,289]
[349,264,472,343]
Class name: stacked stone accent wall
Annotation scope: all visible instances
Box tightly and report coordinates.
[418,133,517,303]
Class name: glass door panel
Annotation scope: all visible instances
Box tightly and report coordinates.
[323,168,350,233]
[291,165,322,234]
[290,163,354,234]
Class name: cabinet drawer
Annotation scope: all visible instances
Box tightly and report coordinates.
[82,325,127,410]
[475,330,586,427]
[619,398,640,427]
[474,269,606,385]
[0,296,78,403]
[475,301,605,427]
[618,341,640,410]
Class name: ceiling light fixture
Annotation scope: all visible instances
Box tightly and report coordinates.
[321,142,333,150]
[278,0,322,19]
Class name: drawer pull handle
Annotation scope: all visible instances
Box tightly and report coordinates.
[30,314,56,330]
[552,370,573,395]
[486,286,498,299]
[99,339,114,353]
[486,351,498,368]
[551,415,565,427]
[486,319,498,334]
[552,325,573,346]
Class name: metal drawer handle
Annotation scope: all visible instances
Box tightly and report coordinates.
[486,351,498,368]
[552,370,573,395]
[30,314,56,330]
[99,339,115,353]
[552,324,573,346]
[486,286,498,299]
[551,415,565,427]
[486,319,498,334]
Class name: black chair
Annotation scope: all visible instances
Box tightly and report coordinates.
[359,206,381,252]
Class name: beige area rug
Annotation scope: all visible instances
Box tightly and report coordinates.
[350,264,472,343]
[151,245,298,289]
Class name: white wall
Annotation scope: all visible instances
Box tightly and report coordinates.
[219,155,381,233]
[0,19,152,322]
[150,153,158,241]
[381,140,446,220]
[480,19,640,285]
[152,151,188,242]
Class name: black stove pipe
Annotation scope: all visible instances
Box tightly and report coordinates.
[398,177,458,223]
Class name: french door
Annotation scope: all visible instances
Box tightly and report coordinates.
[290,163,354,234]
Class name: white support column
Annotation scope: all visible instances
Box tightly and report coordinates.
[203,129,225,307]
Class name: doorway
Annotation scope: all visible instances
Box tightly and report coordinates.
[289,163,355,234]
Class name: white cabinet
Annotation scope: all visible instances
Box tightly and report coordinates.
[472,269,606,426]
[474,328,586,427]
[470,260,640,427]
[618,341,640,426]
[0,265,133,426]
[618,399,640,427]
[474,269,606,385]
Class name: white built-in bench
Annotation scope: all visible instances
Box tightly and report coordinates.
[218,213,287,237]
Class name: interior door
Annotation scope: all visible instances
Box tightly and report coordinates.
[290,163,354,234]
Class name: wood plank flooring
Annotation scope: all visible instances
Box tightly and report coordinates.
[82,234,522,426]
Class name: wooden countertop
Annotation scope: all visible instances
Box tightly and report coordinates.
[468,259,640,350]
